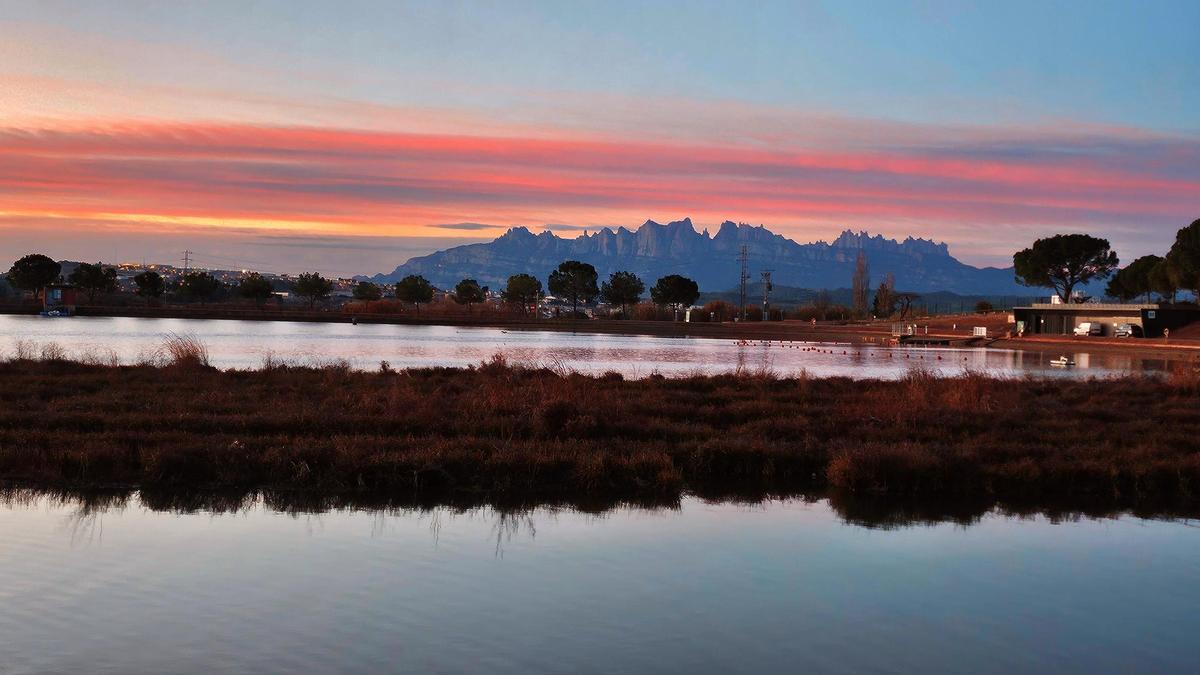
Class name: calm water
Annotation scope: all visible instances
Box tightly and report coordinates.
[0,315,1180,378]
[1,494,1196,673]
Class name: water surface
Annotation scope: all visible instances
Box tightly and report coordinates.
[0,315,1178,378]
[1,494,1196,673]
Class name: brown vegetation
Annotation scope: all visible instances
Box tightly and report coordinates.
[0,349,1198,517]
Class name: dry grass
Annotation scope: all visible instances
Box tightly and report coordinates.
[160,332,211,369]
[0,347,1197,517]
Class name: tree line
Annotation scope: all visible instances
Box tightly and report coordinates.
[8,216,1197,317]
[386,261,700,317]
[1012,218,1199,303]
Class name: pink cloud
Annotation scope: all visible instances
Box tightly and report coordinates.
[0,121,1195,262]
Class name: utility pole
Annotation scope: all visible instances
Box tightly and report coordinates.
[182,250,193,275]
[738,245,749,321]
[760,270,773,321]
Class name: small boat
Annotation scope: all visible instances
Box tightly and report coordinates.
[1049,356,1075,367]
[39,309,69,318]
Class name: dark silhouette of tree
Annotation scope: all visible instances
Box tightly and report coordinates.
[1105,255,1161,302]
[452,278,487,311]
[975,300,994,313]
[395,274,434,313]
[1165,218,1200,299]
[650,274,700,316]
[238,272,274,306]
[895,292,921,319]
[1013,234,1119,303]
[68,262,117,302]
[178,271,223,305]
[872,272,894,317]
[1149,258,1179,303]
[6,254,61,294]
[133,271,164,304]
[501,273,542,315]
[352,281,382,302]
[294,272,333,309]
[851,249,870,316]
[547,260,598,317]
[600,271,644,318]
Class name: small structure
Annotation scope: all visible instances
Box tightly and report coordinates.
[42,284,78,316]
[1012,301,1200,338]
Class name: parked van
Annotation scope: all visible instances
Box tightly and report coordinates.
[1073,322,1103,336]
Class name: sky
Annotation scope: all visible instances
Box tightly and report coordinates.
[1,0,1197,277]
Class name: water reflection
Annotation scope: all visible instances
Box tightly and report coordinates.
[1,314,1190,378]
[4,488,1199,673]
[5,486,1195,531]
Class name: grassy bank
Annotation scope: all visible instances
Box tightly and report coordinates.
[1,349,1198,515]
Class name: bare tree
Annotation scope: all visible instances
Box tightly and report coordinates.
[851,249,870,316]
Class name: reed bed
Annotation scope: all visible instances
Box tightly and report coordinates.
[0,345,1198,514]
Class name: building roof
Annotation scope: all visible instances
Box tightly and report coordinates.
[1017,303,1158,311]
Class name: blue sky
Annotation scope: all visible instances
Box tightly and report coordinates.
[1,0,1197,275]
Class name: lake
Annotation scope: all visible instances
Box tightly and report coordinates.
[0,315,1178,378]
[1,492,1196,673]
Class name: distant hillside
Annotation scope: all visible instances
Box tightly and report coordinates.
[365,218,1029,295]
[699,284,1040,312]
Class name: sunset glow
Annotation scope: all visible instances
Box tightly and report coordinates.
[2,1,1197,275]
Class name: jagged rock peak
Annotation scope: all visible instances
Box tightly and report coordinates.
[499,225,537,240]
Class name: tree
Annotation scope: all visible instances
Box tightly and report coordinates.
[501,273,542,315]
[895,292,921,319]
[294,272,333,309]
[600,270,645,318]
[395,274,434,313]
[133,270,164,304]
[68,262,117,302]
[178,271,223,304]
[975,300,994,313]
[237,272,274,306]
[1149,258,1179,303]
[1165,218,1200,299]
[701,299,737,322]
[547,260,599,317]
[6,254,61,294]
[851,249,870,316]
[872,272,895,317]
[1013,234,1119,303]
[649,274,700,317]
[452,278,487,311]
[352,281,382,302]
[1105,254,1161,302]
[812,289,833,321]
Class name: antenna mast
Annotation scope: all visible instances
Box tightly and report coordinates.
[182,250,193,274]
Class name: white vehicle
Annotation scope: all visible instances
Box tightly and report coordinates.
[1113,323,1141,338]
[1073,322,1102,336]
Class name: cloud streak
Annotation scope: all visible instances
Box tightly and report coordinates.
[1,120,1196,265]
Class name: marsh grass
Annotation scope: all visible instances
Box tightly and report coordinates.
[0,341,1197,514]
[161,332,210,368]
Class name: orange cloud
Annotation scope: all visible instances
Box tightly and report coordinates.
[0,121,1196,260]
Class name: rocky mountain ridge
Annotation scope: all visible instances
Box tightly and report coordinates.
[365,218,1024,294]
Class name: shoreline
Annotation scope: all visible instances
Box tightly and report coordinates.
[2,356,1197,517]
[3,303,1200,361]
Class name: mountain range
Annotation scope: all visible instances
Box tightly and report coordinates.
[365,218,1028,295]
